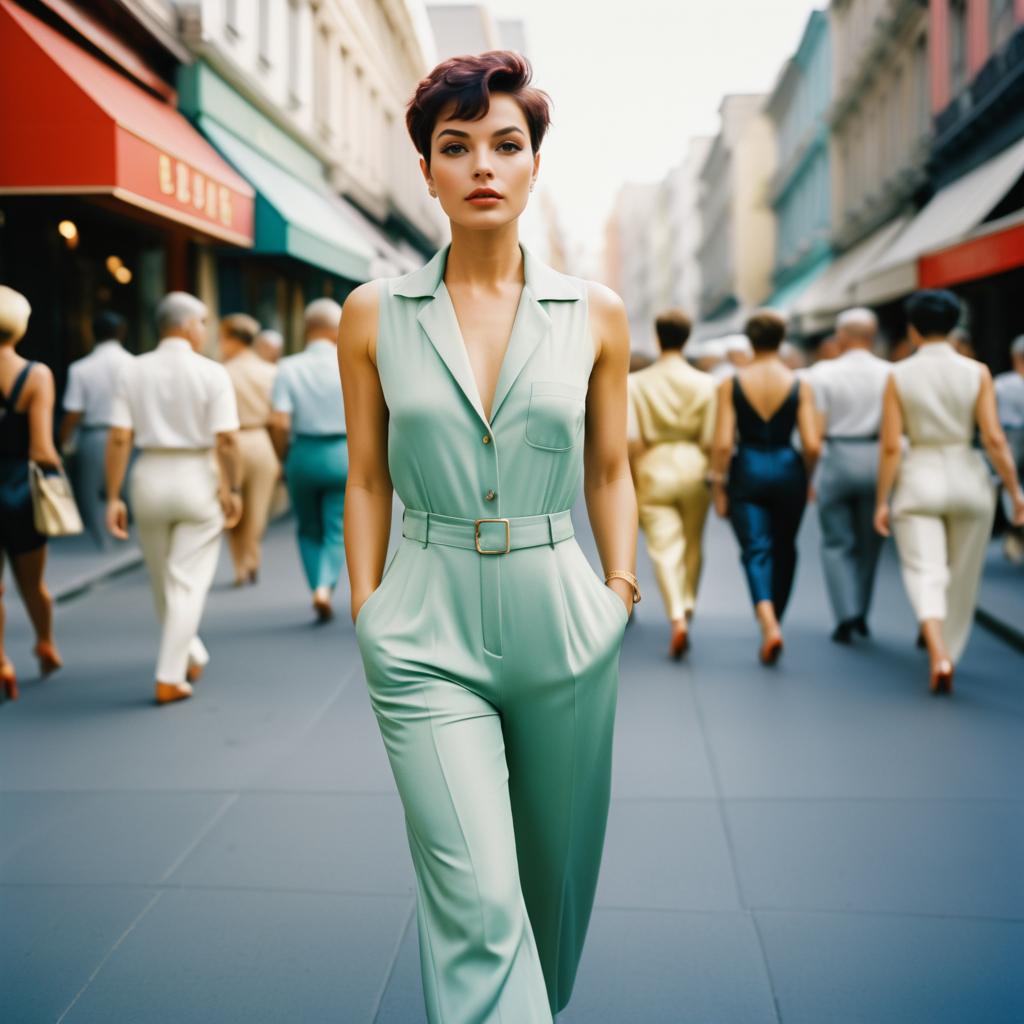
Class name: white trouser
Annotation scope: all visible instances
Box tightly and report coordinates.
[892,445,996,664]
[130,450,223,684]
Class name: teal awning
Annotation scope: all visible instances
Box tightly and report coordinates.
[199,118,374,283]
[766,258,831,312]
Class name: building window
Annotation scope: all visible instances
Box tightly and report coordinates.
[258,0,272,66]
[225,0,240,39]
[949,0,968,95]
[287,0,300,106]
[991,0,1015,51]
[315,25,332,140]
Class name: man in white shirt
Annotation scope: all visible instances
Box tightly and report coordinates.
[61,311,135,548]
[105,292,242,706]
[807,307,892,643]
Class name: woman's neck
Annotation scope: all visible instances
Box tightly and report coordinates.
[445,222,523,290]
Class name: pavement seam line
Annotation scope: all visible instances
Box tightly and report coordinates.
[54,889,164,1023]
[158,793,241,884]
[750,911,786,1024]
[371,900,418,1023]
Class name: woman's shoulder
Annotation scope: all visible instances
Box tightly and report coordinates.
[584,280,625,319]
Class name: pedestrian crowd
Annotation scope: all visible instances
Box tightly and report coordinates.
[0,284,348,704]
[0,281,1022,703]
[628,289,1024,693]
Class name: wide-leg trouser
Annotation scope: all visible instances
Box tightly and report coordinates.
[227,428,279,578]
[892,446,996,664]
[131,451,223,684]
[356,531,626,1023]
[728,446,807,619]
[284,435,347,592]
[635,441,710,621]
[817,440,883,626]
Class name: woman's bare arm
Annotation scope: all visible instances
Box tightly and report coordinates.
[708,376,735,517]
[585,282,638,614]
[25,365,61,466]
[796,378,822,477]
[976,367,1024,523]
[338,281,394,623]
[874,374,902,536]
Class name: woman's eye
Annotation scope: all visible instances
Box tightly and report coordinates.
[441,143,466,155]
[498,142,522,153]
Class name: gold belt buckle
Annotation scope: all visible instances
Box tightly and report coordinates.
[474,518,511,555]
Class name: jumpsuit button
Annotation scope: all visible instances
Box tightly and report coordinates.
[482,434,491,445]
[484,490,496,502]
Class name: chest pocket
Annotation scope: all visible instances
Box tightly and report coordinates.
[525,381,587,451]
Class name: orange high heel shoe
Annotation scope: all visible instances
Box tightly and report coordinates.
[34,642,62,678]
[1,660,17,701]
[155,681,193,705]
[759,633,784,666]
[669,622,689,660]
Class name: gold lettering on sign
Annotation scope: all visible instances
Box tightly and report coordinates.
[156,152,235,230]
[176,162,191,204]
[219,186,232,227]
[159,154,174,195]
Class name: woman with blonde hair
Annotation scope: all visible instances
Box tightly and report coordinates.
[0,285,64,700]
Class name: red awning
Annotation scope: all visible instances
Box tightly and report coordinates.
[919,212,1024,289]
[0,0,254,247]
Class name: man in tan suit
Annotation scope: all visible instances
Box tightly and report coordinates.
[220,314,279,586]
[628,309,717,658]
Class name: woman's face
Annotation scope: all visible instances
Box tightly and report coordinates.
[422,93,540,231]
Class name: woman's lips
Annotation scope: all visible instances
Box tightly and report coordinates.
[467,195,502,206]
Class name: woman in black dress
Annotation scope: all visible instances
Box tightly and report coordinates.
[0,286,64,700]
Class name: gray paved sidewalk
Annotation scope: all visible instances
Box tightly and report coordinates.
[1,512,1022,1023]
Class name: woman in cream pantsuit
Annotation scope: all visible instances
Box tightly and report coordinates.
[339,54,637,1023]
[875,290,1024,694]
[628,308,716,657]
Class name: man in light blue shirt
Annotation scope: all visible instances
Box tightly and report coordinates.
[270,299,347,620]
[995,336,1024,563]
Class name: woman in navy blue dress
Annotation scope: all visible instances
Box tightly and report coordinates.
[708,311,820,663]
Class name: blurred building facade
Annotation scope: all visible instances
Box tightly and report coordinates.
[764,10,833,315]
[607,182,663,353]
[696,94,777,339]
[666,137,713,320]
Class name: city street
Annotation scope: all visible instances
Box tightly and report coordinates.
[2,507,1023,1024]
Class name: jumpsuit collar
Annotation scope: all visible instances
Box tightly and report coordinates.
[393,243,582,429]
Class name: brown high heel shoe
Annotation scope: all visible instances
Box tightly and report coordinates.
[155,681,193,705]
[1,660,17,701]
[34,641,63,678]
[929,659,954,695]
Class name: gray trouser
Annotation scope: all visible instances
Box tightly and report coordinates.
[817,439,883,626]
[72,426,135,548]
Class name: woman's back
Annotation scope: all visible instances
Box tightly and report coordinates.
[892,342,980,447]
[0,358,34,459]
[733,367,799,448]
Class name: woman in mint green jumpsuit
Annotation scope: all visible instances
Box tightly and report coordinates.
[354,238,629,1022]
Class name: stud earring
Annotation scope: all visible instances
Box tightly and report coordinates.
[428,188,437,198]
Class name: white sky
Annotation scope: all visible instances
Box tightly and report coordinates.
[485,0,823,273]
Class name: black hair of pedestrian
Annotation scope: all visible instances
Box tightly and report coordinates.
[745,310,787,352]
[93,310,127,343]
[654,309,692,351]
[905,290,962,338]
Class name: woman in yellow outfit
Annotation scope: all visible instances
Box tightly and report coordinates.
[628,310,716,656]
[339,53,637,1023]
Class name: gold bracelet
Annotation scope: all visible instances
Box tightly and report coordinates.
[604,569,642,604]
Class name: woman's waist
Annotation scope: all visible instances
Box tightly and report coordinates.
[401,506,576,555]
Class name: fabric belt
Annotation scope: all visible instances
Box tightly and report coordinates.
[402,508,574,554]
[826,434,879,442]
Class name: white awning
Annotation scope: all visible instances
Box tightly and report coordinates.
[790,216,911,331]
[690,306,747,345]
[859,134,1024,297]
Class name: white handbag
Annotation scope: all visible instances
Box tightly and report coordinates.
[28,461,84,537]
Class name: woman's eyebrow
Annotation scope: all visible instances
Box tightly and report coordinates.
[436,126,526,140]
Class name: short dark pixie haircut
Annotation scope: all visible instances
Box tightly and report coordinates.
[745,310,787,352]
[654,309,692,351]
[406,51,551,169]
[93,310,127,342]
[905,289,961,337]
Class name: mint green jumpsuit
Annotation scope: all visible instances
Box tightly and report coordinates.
[354,245,627,1022]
